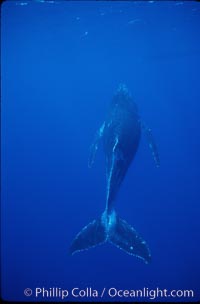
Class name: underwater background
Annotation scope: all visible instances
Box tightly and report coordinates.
[1,0,200,302]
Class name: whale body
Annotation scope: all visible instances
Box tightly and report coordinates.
[70,84,159,263]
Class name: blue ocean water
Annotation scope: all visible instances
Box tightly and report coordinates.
[1,0,200,302]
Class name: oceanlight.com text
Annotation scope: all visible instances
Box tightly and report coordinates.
[107,287,194,300]
[24,286,194,300]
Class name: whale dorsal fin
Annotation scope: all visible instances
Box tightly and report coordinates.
[142,122,160,168]
[88,122,105,168]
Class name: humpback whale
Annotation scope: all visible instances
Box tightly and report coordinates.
[70,84,159,263]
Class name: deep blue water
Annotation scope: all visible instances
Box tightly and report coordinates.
[1,0,200,302]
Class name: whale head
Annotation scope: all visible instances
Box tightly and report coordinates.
[111,84,132,107]
[117,83,130,95]
[111,84,139,115]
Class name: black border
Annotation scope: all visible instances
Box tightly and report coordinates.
[0,0,200,303]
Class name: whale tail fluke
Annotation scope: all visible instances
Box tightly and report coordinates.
[109,215,151,264]
[70,211,151,264]
[69,217,106,255]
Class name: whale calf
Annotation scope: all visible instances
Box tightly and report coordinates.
[70,84,159,263]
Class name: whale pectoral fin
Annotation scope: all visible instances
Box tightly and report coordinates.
[142,122,160,168]
[69,218,106,255]
[88,121,105,168]
[109,216,151,264]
